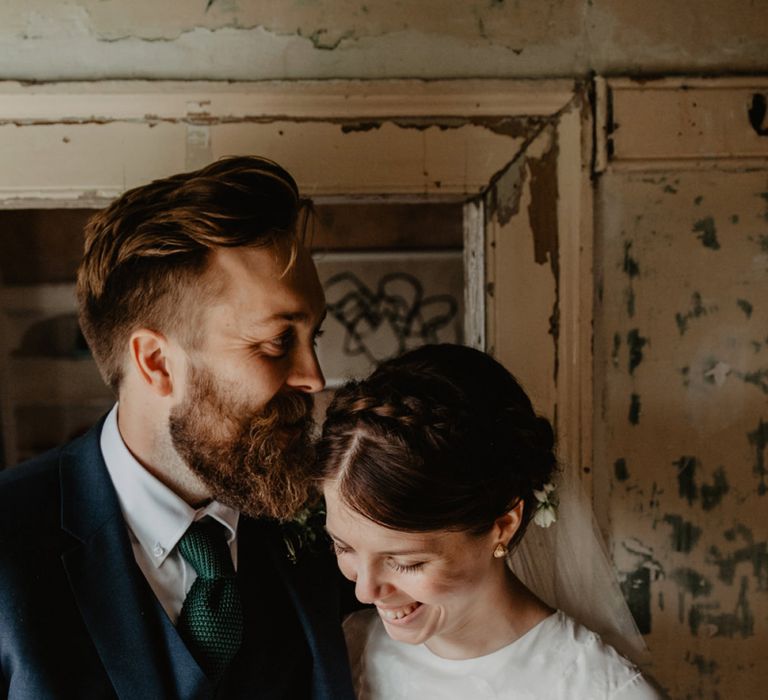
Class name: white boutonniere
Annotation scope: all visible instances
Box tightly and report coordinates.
[532,482,558,528]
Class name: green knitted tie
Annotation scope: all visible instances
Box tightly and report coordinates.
[177,519,243,681]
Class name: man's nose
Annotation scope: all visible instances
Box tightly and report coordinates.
[286,345,325,393]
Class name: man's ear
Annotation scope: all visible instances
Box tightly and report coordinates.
[128,329,176,397]
[492,498,525,549]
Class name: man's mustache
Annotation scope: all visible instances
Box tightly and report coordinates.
[245,390,314,436]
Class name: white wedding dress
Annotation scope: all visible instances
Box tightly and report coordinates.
[343,609,663,700]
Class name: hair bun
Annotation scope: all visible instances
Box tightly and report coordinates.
[533,415,555,453]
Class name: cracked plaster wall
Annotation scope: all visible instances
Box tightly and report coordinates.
[0,0,766,81]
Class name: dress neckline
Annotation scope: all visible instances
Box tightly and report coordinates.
[419,610,562,664]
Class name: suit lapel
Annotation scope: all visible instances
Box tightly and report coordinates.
[58,425,178,700]
[252,519,356,700]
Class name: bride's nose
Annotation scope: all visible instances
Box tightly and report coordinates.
[354,563,394,604]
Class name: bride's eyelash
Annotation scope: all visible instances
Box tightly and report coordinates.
[388,561,425,574]
[330,540,351,555]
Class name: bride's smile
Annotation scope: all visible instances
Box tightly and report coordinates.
[376,602,421,621]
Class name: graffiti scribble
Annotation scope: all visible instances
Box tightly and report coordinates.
[324,272,459,364]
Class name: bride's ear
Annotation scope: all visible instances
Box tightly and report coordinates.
[492,499,525,549]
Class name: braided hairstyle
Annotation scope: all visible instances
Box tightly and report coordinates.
[316,344,558,548]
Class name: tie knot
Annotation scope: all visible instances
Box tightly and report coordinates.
[178,519,234,580]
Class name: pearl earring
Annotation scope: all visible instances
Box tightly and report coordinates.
[493,543,507,559]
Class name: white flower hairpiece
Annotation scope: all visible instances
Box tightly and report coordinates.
[532,482,557,528]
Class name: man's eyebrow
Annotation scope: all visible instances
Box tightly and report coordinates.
[255,309,327,326]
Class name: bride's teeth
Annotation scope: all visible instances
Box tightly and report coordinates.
[381,603,418,620]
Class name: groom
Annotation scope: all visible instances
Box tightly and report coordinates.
[0,157,355,699]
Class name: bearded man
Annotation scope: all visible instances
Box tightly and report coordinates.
[0,157,356,700]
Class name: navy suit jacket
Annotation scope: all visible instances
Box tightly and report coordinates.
[0,423,356,700]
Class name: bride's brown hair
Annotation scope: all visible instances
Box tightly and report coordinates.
[316,344,558,548]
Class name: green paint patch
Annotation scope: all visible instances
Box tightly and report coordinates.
[689,577,754,638]
[621,567,652,634]
[649,482,662,511]
[663,184,677,194]
[685,653,718,675]
[619,540,667,635]
[694,195,704,205]
[628,393,641,425]
[708,533,767,590]
[675,292,716,335]
[674,455,699,505]
[625,287,636,317]
[731,214,740,224]
[724,523,752,543]
[671,458,728,509]
[748,419,768,495]
[671,567,712,597]
[701,467,729,510]
[692,217,721,250]
[663,515,702,553]
[622,241,640,278]
[680,365,690,387]
[614,458,629,482]
[757,234,768,253]
[612,333,621,367]
[736,368,768,394]
[737,299,754,318]
[760,192,768,222]
[627,329,648,374]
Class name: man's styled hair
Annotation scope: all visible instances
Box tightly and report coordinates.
[77,155,305,391]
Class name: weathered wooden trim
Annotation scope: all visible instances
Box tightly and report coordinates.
[601,76,768,167]
[0,79,578,207]
[463,198,486,351]
[554,97,594,488]
[0,79,577,123]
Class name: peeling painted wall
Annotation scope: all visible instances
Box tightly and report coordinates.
[595,169,768,698]
[0,0,766,81]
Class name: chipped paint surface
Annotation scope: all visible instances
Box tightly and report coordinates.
[486,120,570,424]
[596,169,768,697]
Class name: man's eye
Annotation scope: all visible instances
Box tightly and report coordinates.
[264,331,295,356]
[313,328,325,347]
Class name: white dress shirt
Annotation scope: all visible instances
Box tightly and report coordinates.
[100,404,240,623]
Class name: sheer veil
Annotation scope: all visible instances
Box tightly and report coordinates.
[507,463,649,665]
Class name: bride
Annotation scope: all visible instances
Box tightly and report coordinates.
[315,344,664,699]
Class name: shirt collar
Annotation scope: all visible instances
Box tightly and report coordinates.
[100,404,240,568]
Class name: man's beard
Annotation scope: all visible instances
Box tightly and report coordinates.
[169,362,316,521]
